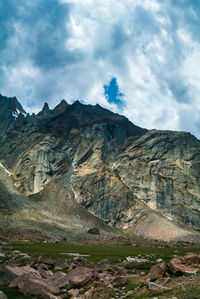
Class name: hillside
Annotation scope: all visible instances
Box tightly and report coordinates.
[0,94,200,243]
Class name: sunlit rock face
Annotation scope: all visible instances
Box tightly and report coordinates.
[0,94,200,231]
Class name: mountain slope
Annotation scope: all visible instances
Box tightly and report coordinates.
[0,94,200,243]
[0,167,116,240]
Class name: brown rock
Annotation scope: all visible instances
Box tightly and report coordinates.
[67,289,80,296]
[9,272,59,296]
[37,255,55,267]
[169,253,200,275]
[48,271,69,288]
[54,259,68,271]
[87,228,100,235]
[148,282,172,295]
[39,269,54,279]
[0,265,39,285]
[69,262,76,271]
[112,275,128,286]
[84,288,94,299]
[67,267,94,287]
[155,277,170,286]
[150,262,168,280]
[73,256,89,266]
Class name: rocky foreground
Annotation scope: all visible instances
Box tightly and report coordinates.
[0,243,200,299]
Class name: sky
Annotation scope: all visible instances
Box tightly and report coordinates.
[0,0,200,138]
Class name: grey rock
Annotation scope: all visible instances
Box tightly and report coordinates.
[0,291,8,299]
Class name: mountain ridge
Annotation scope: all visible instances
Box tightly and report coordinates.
[0,94,200,243]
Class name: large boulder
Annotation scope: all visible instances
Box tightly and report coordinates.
[9,272,59,296]
[169,253,200,275]
[124,257,153,269]
[67,267,94,287]
[0,265,39,285]
[48,267,94,288]
[150,262,168,280]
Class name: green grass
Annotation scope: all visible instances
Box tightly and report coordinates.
[7,241,200,263]
[158,282,200,299]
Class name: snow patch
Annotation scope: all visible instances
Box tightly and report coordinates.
[12,111,18,118]
[165,215,173,221]
[0,163,12,176]
[12,108,27,118]
[59,253,90,257]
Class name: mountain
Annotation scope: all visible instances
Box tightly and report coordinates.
[0,94,26,136]
[0,94,200,244]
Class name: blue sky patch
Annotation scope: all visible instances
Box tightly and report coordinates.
[104,77,124,107]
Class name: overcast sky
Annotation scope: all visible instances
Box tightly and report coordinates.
[1,0,200,138]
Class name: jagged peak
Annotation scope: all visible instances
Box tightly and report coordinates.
[71,100,82,106]
[0,94,27,119]
[42,102,50,112]
[53,99,69,115]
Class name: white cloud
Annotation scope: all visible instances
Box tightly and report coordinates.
[1,0,200,138]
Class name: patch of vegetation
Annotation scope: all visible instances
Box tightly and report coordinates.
[158,282,200,299]
[7,241,200,263]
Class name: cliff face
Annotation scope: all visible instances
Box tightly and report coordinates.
[0,94,200,241]
[114,130,200,228]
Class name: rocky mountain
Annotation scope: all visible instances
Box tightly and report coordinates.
[0,94,200,243]
[0,94,26,136]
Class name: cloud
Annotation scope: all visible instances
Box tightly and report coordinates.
[0,0,200,138]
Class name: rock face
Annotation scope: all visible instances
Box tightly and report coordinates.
[0,94,200,241]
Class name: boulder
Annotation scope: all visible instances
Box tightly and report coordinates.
[148,282,172,295]
[124,257,153,269]
[39,269,54,279]
[155,277,170,286]
[0,265,39,285]
[48,271,70,288]
[150,262,168,280]
[73,256,89,267]
[0,291,7,299]
[9,272,59,296]
[112,275,128,286]
[67,267,94,287]
[54,259,68,270]
[169,253,200,275]
[87,228,100,235]
[67,289,80,296]
[37,255,55,267]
